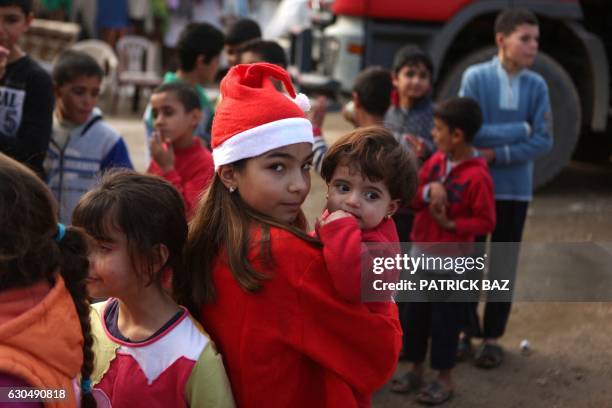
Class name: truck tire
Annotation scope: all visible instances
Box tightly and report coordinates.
[435,46,581,189]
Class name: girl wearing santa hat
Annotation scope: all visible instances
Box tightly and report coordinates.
[177,63,402,407]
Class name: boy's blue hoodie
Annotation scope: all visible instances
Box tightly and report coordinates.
[459,57,553,201]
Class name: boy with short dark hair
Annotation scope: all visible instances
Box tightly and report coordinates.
[144,22,224,150]
[44,50,133,223]
[239,39,287,69]
[313,67,393,172]
[147,82,214,218]
[0,0,55,178]
[224,18,262,67]
[391,97,495,405]
[458,8,553,367]
[348,66,394,127]
[384,45,436,161]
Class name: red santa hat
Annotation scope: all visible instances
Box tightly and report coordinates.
[211,63,313,168]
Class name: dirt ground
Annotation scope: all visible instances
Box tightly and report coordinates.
[110,104,612,408]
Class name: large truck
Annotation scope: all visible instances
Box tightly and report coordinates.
[297,0,612,187]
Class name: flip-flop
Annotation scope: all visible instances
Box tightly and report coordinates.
[417,380,454,405]
[390,371,423,394]
[474,343,504,369]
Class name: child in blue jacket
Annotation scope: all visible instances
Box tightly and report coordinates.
[458,8,553,368]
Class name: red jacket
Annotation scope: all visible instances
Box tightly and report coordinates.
[200,226,402,408]
[317,215,400,312]
[411,151,496,244]
[148,138,214,217]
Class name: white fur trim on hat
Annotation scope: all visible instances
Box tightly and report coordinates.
[213,117,314,169]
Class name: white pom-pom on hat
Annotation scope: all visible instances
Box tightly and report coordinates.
[293,93,311,113]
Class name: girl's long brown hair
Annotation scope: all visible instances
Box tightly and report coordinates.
[0,154,96,408]
[178,167,320,318]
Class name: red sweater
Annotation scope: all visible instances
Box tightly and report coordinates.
[411,151,496,244]
[317,215,400,312]
[200,226,402,408]
[147,138,213,217]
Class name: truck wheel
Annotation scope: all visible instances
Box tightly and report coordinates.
[435,46,581,189]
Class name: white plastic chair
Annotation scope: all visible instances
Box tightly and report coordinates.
[113,35,163,113]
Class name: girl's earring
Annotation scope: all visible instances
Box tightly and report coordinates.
[229,186,236,193]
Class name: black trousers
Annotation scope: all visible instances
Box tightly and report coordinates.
[466,200,529,339]
[402,301,462,370]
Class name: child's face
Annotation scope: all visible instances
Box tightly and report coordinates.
[228,143,313,224]
[393,63,431,101]
[498,24,539,69]
[240,50,262,65]
[225,44,243,67]
[197,54,220,84]
[326,164,399,230]
[87,226,141,299]
[0,6,31,52]
[151,91,200,146]
[55,75,101,124]
[432,117,463,154]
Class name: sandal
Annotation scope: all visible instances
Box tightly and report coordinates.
[474,343,504,369]
[417,381,454,405]
[390,371,423,394]
[456,336,473,362]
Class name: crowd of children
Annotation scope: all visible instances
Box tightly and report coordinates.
[0,2,552,407]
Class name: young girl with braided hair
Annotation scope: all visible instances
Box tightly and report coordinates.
[73,170,234,407]
[0,152,97,408]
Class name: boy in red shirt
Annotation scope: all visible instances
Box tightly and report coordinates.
[148,82,214,217]
[393,97,496,405]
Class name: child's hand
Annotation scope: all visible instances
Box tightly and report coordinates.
[478,148,496,164]
[0,46,9,79]
[319,209,354,226]
[429,204,455,230]
[405,134,426,158]
[428,182,447,209]
[150,131,175,173]
[308,96,327,132]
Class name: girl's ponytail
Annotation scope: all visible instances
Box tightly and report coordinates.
[0,155,95,407]
[56,225,96,408]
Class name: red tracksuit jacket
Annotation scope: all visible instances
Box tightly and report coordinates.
[411,151,496,243]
